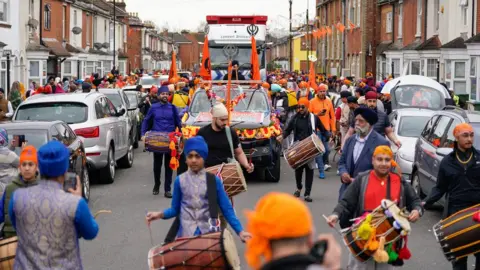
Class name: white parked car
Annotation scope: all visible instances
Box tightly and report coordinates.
[389,108,434,182]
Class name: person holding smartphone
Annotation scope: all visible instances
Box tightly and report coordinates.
[0,145,38,238]
[8,141,98,269]
[0,128,21,194]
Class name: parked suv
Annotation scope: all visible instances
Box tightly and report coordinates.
[13,92,134,184]
[412,107,480,205]
[98,88,139,148]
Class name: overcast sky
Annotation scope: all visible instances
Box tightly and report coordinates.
[124,0,317,32]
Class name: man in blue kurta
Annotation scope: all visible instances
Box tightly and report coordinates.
[9,141,99,270]
[141,85,182,197]
[146,136,251,241]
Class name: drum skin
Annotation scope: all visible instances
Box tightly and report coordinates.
[433,204,480,261]
[344,215,401,262]
[0,236,18,270]
[205,163,247,197]
[145,131,184,154]
[148,230,237,270]
[284,134,324,169]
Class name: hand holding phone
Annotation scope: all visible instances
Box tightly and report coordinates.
[64,173,82,198]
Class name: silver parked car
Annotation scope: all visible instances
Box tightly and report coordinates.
[13,92,134,184]
[389,108,434,183]
[98,88,139,148]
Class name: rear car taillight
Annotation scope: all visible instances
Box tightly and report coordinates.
[75,126,99,138]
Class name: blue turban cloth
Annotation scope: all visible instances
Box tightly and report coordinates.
[37,140,70,178]
[184,136,208,160]
[271,84,282,92]
[158,85,169,94]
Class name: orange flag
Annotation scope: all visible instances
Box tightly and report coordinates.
[199,36,211,80]
[168,49,177,81]
[336,22,345,33]
[320,27,327,37]
[308,61,318,90]
[250,36,261,80]
[349,20,356,33]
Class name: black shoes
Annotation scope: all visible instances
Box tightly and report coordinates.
[304,196,313,202]
[164,191,172,198]
[152,187,159,195]
[293,190,301,197]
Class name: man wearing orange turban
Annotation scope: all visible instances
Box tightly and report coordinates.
[277,97,326,202]
[245,192,341,270]
[327,145,422,269]
[423,123,480,269]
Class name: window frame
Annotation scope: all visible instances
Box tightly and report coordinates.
[44,3,51,31]
[0,0,9,24]
[398,3,403,38]
[415,0,422,37]
[427,116,452,148]
[386,11,393,34]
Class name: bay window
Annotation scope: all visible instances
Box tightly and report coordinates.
[445,61,467,95]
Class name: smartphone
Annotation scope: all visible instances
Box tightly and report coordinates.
[64,172,77,192]
[13,135,25,147]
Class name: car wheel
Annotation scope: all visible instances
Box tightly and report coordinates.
[265,154,281,183]
[411,171,425,199]
[82,165,90,202]
[118,138,134,168]
[100,146,115,184]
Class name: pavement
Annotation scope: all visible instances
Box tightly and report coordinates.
[81,145,475,270]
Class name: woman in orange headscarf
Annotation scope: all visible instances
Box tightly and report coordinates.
[326,145,422,269]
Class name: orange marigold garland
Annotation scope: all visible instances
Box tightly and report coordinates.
[168,130,182,171]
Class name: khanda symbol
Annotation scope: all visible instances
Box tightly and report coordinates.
[247,24,259,37]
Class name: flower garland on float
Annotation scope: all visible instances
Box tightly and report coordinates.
[168,129,183,171]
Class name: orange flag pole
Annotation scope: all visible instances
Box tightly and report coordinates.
[226,61,233,126]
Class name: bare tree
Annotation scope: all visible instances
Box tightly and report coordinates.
[196,21,208,33]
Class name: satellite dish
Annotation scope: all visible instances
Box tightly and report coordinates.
[308,55,317,62]
[72,27,82,35]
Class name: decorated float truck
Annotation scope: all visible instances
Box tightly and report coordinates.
[181,85,282,182]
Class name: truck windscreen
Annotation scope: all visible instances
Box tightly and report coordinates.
[210,47,264,69]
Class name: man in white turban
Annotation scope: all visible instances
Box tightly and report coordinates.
[197,102,253,173]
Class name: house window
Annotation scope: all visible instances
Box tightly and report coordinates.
[104,20,108,42]
[29,61,40,77]
[461,0,468,26]
[392,58,401,78]
[85,61,94,76]
[416,0,422,37]
[73,10,77,27]
[86,14,91,45]
[426,59,437,78]
[356,0,361,26]
[29,0,34,18]
[445,61,467,95]
[434,0,440,33]
[349,0,355,27]
[398,3,403,38]
[123,25,127,43]
[386,12,393,33]
[93,17,97,43]
[63,61,73,80]
[470,57,477,100]
[455,62,466,78]
[0,0,8,23]
[410,60,421,75]
[44,4,51,30]
[62,5,67,41]
[0,61,6,90]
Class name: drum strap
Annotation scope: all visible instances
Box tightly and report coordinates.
[206,172,221,233]
[386,175,391,200]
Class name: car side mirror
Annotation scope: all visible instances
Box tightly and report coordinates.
[436,147,453,157]
[116,108,126,116]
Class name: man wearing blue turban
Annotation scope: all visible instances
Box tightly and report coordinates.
[146,136,251,242]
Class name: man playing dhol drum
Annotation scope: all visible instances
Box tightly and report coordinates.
[145,136,251,241]
[141,85,182,197]
[277,97,326,202]
[326,145,423,270]
[423,123,480,270]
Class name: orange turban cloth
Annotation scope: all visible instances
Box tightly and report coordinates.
[453,123,474,137]
[20,145,38,165]
[298,97,310,109]
[316,84,328,92]
[244,192,313,269]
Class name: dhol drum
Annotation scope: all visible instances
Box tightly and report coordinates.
[433,204,480,261]
[205,162,247,197]
[145,131,184,154]
[148,229,240,270]
[343,199,411,262]
[284,134,325,169]
[0,236,18,270]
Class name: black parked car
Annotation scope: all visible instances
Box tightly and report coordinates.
[0,120,90,201]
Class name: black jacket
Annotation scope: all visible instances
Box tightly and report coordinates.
[424,147,480,217]
[333,170,423,228]
[284,112,326,142]
[222,72,245,80]
[260,254,323,270]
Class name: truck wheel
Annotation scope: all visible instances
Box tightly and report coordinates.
[265,154,281,182]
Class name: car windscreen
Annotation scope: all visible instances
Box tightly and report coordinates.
[105,93,123,109]
[190,88,268,114]
[397,116,430,137]
[393,85,444,109]
[15,102,88,124]
[5,129,49,156]
[139,77,161,86]
[125,92,138,107]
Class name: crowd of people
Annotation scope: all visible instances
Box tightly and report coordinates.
[0,66,477,270]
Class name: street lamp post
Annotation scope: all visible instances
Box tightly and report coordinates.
[113,0,116,70]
